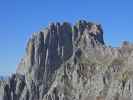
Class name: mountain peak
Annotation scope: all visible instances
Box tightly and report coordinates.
[1,20,133,100]
[16,20,105,98]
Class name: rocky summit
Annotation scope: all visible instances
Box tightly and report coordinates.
[0,20,133,100]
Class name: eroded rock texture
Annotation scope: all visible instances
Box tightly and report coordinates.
[0,20,133,100]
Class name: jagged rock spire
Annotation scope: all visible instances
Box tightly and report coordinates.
[17,20,104,77]
[14,20,105,100]
[5,20,133,100]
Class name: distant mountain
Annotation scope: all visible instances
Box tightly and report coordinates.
[0,20,133,100]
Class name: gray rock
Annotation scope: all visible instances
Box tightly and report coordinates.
[1,20,133,100]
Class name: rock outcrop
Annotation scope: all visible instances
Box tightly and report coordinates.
[0,20,133,100]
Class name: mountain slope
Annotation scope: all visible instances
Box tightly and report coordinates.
[0,20,133,100]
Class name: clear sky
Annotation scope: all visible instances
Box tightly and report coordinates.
[0,0,133,76]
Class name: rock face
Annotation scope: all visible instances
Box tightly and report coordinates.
[0,20,133,100]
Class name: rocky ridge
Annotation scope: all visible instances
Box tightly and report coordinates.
[0,20,133,100]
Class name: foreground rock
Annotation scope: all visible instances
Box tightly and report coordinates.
[0,20,133,100]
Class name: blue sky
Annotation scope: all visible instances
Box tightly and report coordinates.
[0,0,133,76]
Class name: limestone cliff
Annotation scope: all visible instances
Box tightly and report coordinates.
[0,20,133,100]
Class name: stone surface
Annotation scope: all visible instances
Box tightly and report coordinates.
[0,20,133,100]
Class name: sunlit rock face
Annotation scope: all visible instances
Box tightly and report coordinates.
[0,20,133,100]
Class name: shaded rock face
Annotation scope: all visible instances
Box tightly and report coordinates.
[0,74,26,100]
[0,20,133,100]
